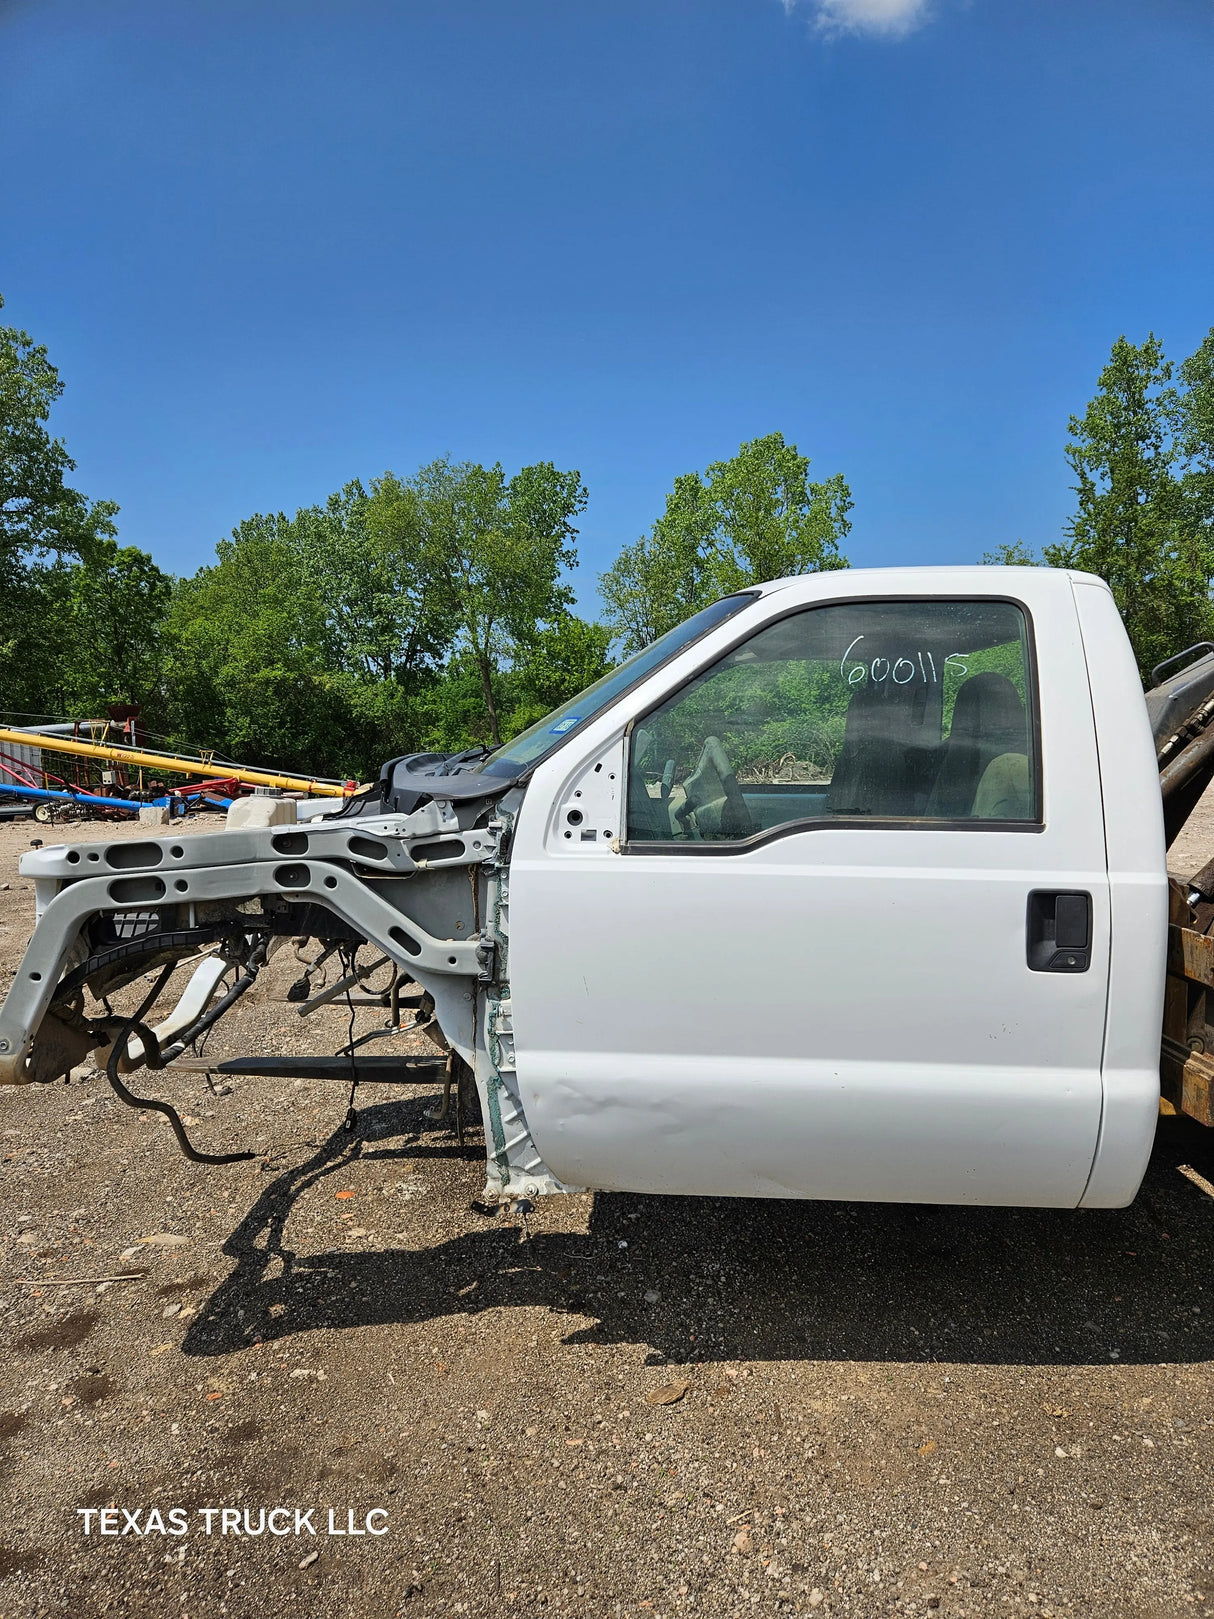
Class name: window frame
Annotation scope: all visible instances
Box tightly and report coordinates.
[621,592,1044,856]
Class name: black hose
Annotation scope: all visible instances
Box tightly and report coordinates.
[105,1015,255,1165]
[133,961,176,1025]
[157,951,264,1064]
[105,1020,254,1165]
[100,949,267,1166]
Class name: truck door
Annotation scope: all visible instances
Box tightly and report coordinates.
[508,584,1110,1208]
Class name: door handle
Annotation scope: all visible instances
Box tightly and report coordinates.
[1026,891,1092,972]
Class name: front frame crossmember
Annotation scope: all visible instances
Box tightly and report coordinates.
[0,797,573,1203]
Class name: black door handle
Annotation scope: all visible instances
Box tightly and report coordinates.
[1027,891,1092,972]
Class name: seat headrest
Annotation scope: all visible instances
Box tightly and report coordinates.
[947,671,1026,751]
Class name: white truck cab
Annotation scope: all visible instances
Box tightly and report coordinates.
[0,567,1170,1212]
[504,567,1167,1209]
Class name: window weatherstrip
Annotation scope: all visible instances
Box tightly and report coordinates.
[621,593,1044,854]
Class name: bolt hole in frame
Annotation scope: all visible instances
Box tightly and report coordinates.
[507,579,1120,1209]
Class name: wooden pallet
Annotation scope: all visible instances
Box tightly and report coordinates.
[1161,894,1214,1125]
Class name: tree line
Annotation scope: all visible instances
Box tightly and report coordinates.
[986,331,1214,677]
[2,288,1213,779]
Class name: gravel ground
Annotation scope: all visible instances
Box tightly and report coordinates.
[2,808,1214,1619]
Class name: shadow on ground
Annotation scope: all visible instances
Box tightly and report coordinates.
[182,1097,1214,1368]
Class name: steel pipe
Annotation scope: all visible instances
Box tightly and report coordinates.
[0,726,351,797]
[0,781,150,813]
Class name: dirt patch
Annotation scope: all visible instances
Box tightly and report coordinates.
[77,1485,120,1509]
[66,1372,113,1406]
[155,1272,211,1296]
[0,1412,27,1440]
[14,1311,97,1352]
[0,1548,43,1579]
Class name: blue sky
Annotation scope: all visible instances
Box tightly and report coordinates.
[1,0,1212,611]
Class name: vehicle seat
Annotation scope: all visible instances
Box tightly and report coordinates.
[972,751,1032,818]
[676,737,754,839]
[927,672,1027,818]
[828,680,924,816]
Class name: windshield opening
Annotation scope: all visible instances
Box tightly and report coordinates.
[473,594,758,777]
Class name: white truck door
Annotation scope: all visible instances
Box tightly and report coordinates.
[508,576,1110,1208]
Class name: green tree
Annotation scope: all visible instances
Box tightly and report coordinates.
[0,557,72,719]
[598,472,719,653]
[1178,328,1214,551]
[164,478,469,777]
[704,433,853,595]
[504,614,615,736]
[981,541,1038,566]
[0,294,117,563]
[413,654,500,754]
[165,517,342,771]
[1044,333,1214,677]
[376,456,588,745]
[61,541,173,713]
[0,543,171,725]
[297,479,453,681]
[0,293,126,726]
[600,433,851,654]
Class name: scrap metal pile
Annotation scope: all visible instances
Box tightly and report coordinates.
[0,716,352,823]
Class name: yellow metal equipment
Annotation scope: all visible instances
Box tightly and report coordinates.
[0,728,352,798]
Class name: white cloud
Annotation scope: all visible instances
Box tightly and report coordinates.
[801,0,932,39]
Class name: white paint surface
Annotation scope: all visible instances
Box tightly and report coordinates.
[507,567,1157,1208]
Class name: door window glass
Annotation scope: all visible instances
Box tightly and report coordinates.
[627,598,1038,843]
